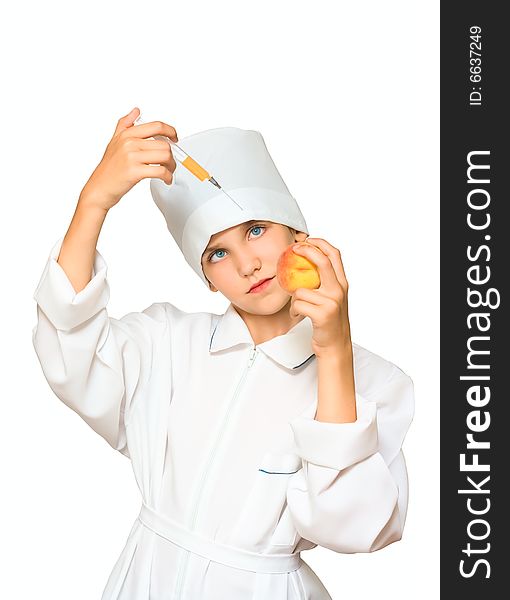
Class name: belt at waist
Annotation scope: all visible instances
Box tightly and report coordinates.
[138,502,302,574]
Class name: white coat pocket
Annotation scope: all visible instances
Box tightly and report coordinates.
[227,451,302,552]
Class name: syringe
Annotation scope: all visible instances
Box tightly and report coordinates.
[134,116,243,210]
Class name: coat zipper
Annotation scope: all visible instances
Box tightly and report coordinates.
[173,346,258,599]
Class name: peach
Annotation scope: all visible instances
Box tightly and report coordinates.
[276,242,321,293]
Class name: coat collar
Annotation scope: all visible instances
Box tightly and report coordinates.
[209,303,316,370]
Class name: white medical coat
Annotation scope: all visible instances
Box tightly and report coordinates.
[32,237,415,600]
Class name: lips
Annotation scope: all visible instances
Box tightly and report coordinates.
[248,276,274,293]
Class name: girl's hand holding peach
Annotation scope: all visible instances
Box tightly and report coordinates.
[279,238,352,358]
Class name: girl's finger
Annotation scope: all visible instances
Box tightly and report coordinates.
[134,150,176,172]
[131,121,178,142]
[292,286,325,306]
[137,139,175,151]
[304,238,348,289]
[290,299,322,322]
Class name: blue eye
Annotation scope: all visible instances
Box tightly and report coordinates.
[209,249,226,263]
[250,225,265,237]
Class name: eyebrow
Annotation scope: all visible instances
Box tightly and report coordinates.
[201,221,263,258]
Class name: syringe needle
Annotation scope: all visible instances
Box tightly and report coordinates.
[209,179,244,210]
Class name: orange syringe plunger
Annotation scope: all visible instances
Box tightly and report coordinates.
[181,155,211,181]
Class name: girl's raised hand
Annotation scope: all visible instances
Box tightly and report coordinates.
[80,107,179,212]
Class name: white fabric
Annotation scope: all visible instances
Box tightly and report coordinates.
[149,127,309,287]
[138,502,302,573]
[32,237,415,600]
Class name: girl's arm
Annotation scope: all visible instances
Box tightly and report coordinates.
[32,236,170,457]
[286,366,414,553]
[314,344,356,423]
[57,196,108,293]
[286,237,414,553]
[32,109,179,456]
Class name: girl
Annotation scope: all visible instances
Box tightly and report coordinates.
[32,107,414,599]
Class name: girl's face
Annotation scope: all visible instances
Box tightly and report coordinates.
[201,220,307,315]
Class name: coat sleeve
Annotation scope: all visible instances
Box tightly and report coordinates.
[31,237,169,459]
[286,365,414,553]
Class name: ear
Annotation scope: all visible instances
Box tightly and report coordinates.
[294,231,308,243]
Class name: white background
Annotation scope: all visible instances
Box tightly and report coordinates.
[1,1,439,598]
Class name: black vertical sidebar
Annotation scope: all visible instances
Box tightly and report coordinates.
[441,2,508,597]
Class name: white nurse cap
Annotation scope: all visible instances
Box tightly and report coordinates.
[149,126,309,288]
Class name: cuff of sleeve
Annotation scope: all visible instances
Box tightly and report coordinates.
[33,237,110,331]
[289,397,378,471]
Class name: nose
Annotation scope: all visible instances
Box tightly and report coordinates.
[237,250,261,278]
